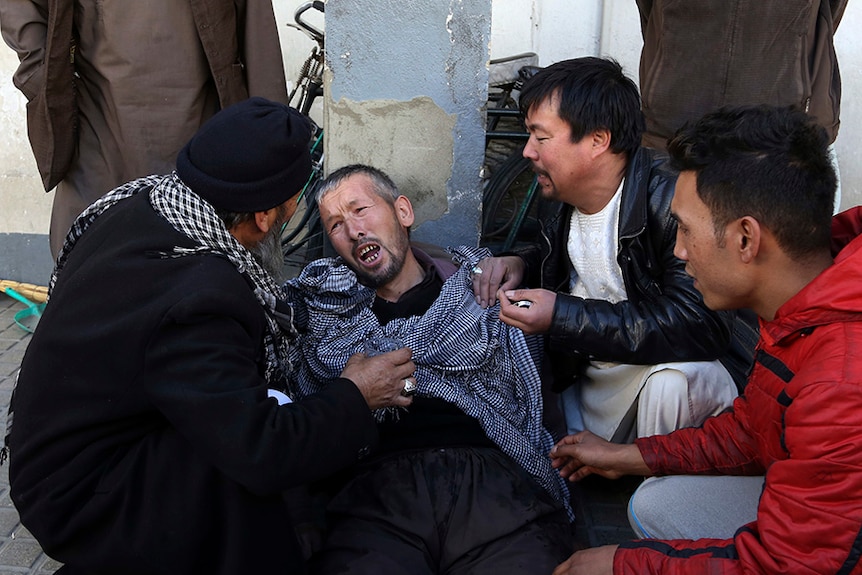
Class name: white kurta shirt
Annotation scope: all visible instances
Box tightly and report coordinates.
[558,179,735,441]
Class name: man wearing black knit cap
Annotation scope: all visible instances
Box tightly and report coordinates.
[6,97,416,575]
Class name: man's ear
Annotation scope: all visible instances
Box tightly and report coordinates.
[591,129,612,156]
[394,195,415,228]
[230,209,276,249]
[736,216,762,264]
[254,207,279,234]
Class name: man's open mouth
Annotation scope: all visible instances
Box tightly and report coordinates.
[357,243,381,264]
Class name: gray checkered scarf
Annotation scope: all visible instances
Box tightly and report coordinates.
[284,245,571,512]
[52,173,295,387]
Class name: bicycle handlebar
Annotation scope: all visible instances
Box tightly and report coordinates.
[294,1,324,43]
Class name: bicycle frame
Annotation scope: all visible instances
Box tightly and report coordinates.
[282,1,327,261]
[485,53,536,143]
[288,2,325,117]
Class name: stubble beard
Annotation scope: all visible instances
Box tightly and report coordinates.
[352,231,410,290]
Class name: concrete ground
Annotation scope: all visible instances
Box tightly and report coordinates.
[572,475,640,549]
[0,288,635,574]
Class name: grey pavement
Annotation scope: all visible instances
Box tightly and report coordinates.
[0,289,634,574]
[572,476,639,549]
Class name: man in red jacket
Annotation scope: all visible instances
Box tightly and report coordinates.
[550,104,862,575]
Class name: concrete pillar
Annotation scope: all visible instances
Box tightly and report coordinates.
[324,0,492,248]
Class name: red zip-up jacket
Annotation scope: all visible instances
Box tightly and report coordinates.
[615,206,862,574]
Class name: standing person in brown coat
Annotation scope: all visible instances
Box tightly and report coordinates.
[635,0,847,209]
[0,0,290,258]
[636,0,846,150]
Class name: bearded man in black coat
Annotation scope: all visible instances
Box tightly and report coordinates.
[6,97,416,575]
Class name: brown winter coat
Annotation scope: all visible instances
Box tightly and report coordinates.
[637,0,846,149]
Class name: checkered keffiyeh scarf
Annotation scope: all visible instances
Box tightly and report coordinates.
[284,245,571,512]
[51,173,296,387]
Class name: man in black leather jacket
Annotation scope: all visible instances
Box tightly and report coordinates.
[473,57,744,443]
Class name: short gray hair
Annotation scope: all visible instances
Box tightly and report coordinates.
[315,164,400,206]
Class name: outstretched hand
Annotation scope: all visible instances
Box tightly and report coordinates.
[341,347,416,410]
[471,255,525,308]
[550,431,650,482]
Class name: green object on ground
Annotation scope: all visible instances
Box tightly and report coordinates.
[3,287,46,333]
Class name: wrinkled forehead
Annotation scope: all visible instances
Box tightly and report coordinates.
[319,178,403,236]
[319,174,378,211]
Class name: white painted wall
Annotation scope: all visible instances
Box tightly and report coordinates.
[0,46,47,235]
[833,5,862,208]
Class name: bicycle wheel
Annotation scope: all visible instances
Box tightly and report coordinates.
[481,146,540,251]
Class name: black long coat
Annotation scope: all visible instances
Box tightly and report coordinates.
[9,192,377,574]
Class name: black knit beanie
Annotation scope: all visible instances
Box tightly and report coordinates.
[176,97,313,212]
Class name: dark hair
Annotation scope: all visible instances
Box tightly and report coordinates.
[518,57,644,159]
[215,210,253,229]
[316,164,400,205]
[667,105,836,259]
[215,203,288,230]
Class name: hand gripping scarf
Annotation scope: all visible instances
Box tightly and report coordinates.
[284,245,571,515]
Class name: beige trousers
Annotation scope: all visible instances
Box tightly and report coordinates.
[559,360,737,442]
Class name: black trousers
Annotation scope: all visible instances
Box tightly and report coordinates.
[309,446,573,575]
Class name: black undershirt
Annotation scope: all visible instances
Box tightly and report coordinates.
[370,262,493,455]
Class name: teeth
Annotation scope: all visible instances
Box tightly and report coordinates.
[358,244,381,262]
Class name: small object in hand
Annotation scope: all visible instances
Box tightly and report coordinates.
[363,336,404,357]
[401,378,417,397]
[471,266,483,275]
[512,300,533,308]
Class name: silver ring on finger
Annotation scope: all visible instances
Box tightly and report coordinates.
[400,378,417,397]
